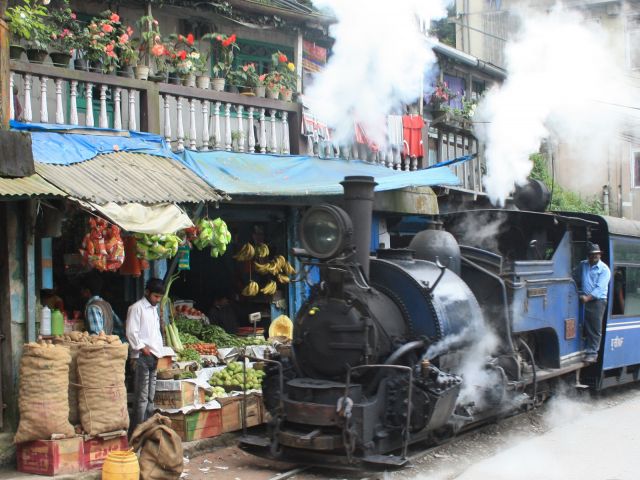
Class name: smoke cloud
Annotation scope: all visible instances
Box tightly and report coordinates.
[305,0,450,147]
[475,3,638,206]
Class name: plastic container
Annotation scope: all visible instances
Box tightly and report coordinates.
[40,306,52,336]
[101,450,139,480]
[51,309,64,336]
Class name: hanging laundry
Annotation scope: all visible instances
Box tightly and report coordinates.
[354,123,379,152]
[402,115,425,159]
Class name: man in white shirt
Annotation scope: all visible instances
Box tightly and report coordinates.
[126,277,165,433]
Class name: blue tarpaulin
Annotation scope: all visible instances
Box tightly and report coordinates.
[10,121,178,165]
[179,150,461,196]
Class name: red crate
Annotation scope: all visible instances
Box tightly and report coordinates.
[166,408,222,441]
[82,432,129,471]
[17,437,83,476]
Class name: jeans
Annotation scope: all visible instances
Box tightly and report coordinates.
[584,299,606,355]
[131,354,158,433]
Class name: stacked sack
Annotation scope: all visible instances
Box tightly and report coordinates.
[15,342,75,443]
[75,332,129,435]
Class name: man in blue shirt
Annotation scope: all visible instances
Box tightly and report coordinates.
[80,275,124,339]
[577,243,611,363]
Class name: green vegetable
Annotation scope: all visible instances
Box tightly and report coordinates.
[208,362,265,391]
[178,348,201,363]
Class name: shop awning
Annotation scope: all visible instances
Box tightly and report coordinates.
[78,201,194,234]
[179,151,461,196]
[36,152,227,204]
[0,173,66,198]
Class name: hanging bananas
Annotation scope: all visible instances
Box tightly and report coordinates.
[276,274,291,284]
[260,280,277,295]
[233,243,255,261]
[254,261,271,275]
[241,281,260,296]
[284,261,296,275]
[255,243,270,259]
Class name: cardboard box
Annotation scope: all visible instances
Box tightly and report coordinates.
[218,393,264,433]
[17,437,83,476]
[154,379,206,409]
[166,408,222,442]
[82,432,128,471]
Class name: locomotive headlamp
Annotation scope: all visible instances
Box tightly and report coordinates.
[300,205,353,259]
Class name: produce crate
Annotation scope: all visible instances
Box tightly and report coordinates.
[155,379,205,409]
[17,437,83,476]
[82,431,128,471]
[218,393,264,433]
[166,408,222,441]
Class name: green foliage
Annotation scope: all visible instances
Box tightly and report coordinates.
[5,0,52,49]
[429,4,456,47]
[529,153,604,214]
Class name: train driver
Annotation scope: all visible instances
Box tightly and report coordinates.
[577,243,611,363]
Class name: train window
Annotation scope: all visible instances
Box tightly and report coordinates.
[612,237,640,316]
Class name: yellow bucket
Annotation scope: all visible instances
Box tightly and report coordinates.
[102,450,140,480]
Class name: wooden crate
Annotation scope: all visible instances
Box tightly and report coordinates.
[218,394,264,433]
[154,379,206,409]
[166,408,222,442]
[82,432,128,471]
[17,437,83,476]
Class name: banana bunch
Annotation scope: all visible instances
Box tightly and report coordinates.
[255,243,270,259]
[254,261,272,275]
[260,280,277,295]
[241,281,259,296]
[283,261,296,275]
[233,243,255,261]
[276,274,290,284]
[274,255,287,271]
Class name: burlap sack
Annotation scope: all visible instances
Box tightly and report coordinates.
[15,343,75,443]
[76,343,129,435]
[53,339,81,425]
[130,414,183,480]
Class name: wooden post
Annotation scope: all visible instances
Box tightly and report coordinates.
[0,19,10,128]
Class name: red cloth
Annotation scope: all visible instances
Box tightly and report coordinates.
[402,115,424,158]
[354,123,379,152]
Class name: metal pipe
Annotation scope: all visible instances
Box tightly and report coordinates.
[340,176,377,280]
[603,184,610,216]
[384,340,426,366]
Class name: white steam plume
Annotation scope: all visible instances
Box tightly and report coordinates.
[306,0,450,147]
[475,4,637,206]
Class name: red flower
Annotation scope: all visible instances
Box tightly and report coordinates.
[119,33,129,44]
[110,13,120,23]
[71,12,76,20]
[102,23,114,33]
[178,34,184,42]
[186,33,195,46]
[178,50,187,60]
[216,35,222,41]
[127,26,134,37]
[278,53,287,63]
[228,33,236,43]
[151,43,166,57]
[222,37,232,48]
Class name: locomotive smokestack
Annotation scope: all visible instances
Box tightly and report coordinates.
[340,176,377,280]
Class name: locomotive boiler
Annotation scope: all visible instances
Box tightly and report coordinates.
[241,175,636,468]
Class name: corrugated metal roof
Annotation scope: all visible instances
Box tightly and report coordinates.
[36,152,227,204]
[0,174,66,198]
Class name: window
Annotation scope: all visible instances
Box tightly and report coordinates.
[232,39,293,75]
[612,238,640,316]
[632,150,640,188]
[627,15,640,70]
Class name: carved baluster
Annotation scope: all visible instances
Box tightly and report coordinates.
[54,79,64,124]
[281,112,290,155]
[24,75,32,122]
[247,107,255,153]
[237,105,245,152]
[85,83,94,127]
[40,76,49,123]
[99,85,108,128]
[224,103,232,151]
[113,88,122,130]
[188,98,197,150]
[128,90,137,131]
[69,81,78,125]
[176,97,185,151]
[259,108,267,154]
[163,95,172,144]
[201,100,209,151]
[9,73,14,120]
[213,101,222,150]
[269,109,278,153]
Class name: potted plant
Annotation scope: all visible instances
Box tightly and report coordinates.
[148,40,170,82]
[47,1,80,68]
[5,0,52,62]
[135,15,165,81]
[226,66,249,94]
[204,32,238,92]
[265,71,282,100]
[271,51,297,101]
[170,33,199,87]
[428,81,456,115]
[242,63,267,97]
[83,11,129,74]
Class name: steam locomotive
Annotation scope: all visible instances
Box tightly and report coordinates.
[241,176,640,468]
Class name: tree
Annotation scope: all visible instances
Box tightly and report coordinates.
[430,5,455,47]
[529,153,604,214]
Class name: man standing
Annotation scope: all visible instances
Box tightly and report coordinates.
[126,277,165,432]
[81,275,124,338]
[578,243,611,363]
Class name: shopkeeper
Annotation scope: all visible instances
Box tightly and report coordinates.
[208,291,239,334]
[80,274,124,338]
[126,277,165,433]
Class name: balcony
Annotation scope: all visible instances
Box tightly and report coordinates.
[9,60,486,194]
[10,60,302,155]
